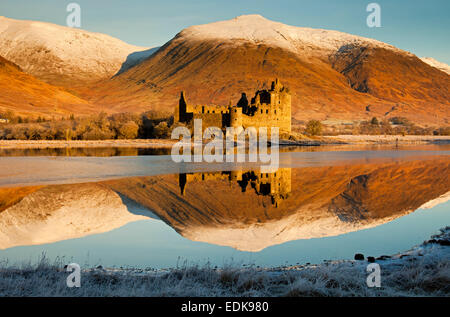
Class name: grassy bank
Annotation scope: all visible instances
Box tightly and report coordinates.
[0,139,177,149]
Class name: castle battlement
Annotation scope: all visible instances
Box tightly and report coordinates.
[178,168,291,207]
[174,79,291,133]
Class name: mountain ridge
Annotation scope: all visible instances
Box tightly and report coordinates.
[89,15,449,126]
[0,15,448,125]
[0,16,151,86]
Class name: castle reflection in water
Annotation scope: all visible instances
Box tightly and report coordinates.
[179,168,291,207]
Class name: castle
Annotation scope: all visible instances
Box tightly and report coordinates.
[178,168,291,207]
[174,79,291,134]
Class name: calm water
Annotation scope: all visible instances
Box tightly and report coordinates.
[0,145,449,268]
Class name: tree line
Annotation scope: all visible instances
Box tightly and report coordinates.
[0,111,178,140]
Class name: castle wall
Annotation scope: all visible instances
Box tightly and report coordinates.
[175,80,291,134]
[192,112,228,131]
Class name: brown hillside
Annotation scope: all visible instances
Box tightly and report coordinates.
[86,37,449,126]
[80,14,449,126]
[0,56,96,117]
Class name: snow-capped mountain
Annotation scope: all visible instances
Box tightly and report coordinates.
[1,14,448,124]
[96,14,449,125]
[0,16,151,86]
[180,14,399,56]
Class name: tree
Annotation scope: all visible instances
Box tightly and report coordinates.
[305,120,323,136]
[153,121,170,138]
[118,121,139,139]
[370,117,379,125]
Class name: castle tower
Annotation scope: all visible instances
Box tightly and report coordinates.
[177,91,188,123]
[268,79,291,133]
[179,173,187,195]
[271,78,282,92]
[229,105,243,129]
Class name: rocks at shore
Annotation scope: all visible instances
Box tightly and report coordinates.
[354,253,364,260]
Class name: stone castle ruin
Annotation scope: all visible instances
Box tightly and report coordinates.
[174,79,291,133]
[179,168,291,207]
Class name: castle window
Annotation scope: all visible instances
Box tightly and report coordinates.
[261,109,263,114]
[212,110,215,113]
[266,110,268,114]
[202,106,205,113]
[274,110,277,114]
[235,109,237,113]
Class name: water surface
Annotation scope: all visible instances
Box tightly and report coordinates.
[0,145,448,268]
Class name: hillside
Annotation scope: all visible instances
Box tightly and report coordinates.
[0,16,151,87]
[0,56,96,116]
[421,57,450,75]
[0,15,448,125]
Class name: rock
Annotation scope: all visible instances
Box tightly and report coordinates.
[354,253,364,260]
[438,240,450,246]
[376,255,391,260]
[367,256,375,263]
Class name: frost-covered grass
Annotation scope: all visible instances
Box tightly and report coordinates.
[0,228,449,297]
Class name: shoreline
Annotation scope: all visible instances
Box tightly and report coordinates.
[322,135,450,145]
[0,227,448,296]
[0,135,449,149]
[0,139,178,149]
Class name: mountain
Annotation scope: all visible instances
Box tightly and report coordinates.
[0,16,152,87]
[1,15,448,125]
[421,57,450,75]
[0,56,96,116]
[93,15,449,126]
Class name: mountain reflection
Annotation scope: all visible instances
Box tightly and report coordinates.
[0,157,449,251]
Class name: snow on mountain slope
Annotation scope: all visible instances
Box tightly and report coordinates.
[180,14,402,57]
[0,16,151,86]
[421,57,450,75]
[0,183,149,249]
[99,15,449,125]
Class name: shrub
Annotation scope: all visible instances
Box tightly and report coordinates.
[118,121,139,139]
[153,122,170,139]
[305,120,323,136]
[370,117,379,125]
[390,117,410,125]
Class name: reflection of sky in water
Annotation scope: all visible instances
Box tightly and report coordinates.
[0,146,448,268]
[1,147,450,187]
[1,201,449,268]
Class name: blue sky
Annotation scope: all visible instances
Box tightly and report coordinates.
[1,0,449,64]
